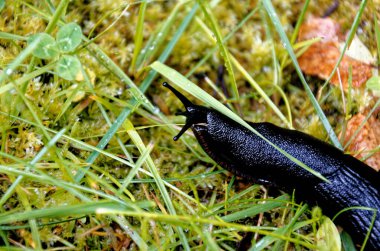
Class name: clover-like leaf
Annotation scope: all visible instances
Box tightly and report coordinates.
[56,22,82,52]
[28,33,58,59]
[56,55,81,81]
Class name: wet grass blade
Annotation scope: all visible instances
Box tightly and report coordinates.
[251,204,310,250]
[124,120,191,250]
[0,201,151,225]
[321,0,368,87]
[130,0,147,71]
[197,0,238,100]
[222,195,287,222]
[195,16,291,127]
[261,0,342,149]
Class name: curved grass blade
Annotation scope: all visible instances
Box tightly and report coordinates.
[197,0,238,100]
[261,0,342,149]
[0,201,150,225]
[0,35,42,84]
[130,0,147,71]
[124,119,190,250]
[222,195,288,222]
[321,0,368,87]
[251,204,309,251]
[195,16,291,127]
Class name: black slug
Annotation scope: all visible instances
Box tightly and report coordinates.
[163,82,380,250]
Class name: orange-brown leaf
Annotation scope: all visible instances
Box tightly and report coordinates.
[343,113,380,171]
[297,17,372,89]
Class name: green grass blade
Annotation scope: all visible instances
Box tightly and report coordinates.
[44,0,69,34]
[111,215,148,250]
[73,47,143,182]
[86,45,150,108]
[125,120,191,250]
[0,163,135,205]
[343,99,380,149]
[95,209,316,249]
[0,128,66,208]
[0,131,64,249]
[0,31,27,40]
[0,36,42,85]
[322,0,368,87]
[140,3,198,90]
[261,0,342,149]
[0,63,55,95]
[197,0,238,100]
[0,111,135,168]
[130,0,147,71]
[72,96,135,182]
[222,195,287,222]
[195,16,290,127]
[119,170,225,184]
[135,2,183,68]
[16,189,41,249]
[118,142,153,194]
[333,206,376,251]
[375,14,380,63]
[0,201,149,225]
[230,55,291,127]
[251,204,309,250]
[340,231,357,251]
[290,0,311,44]
[187,6,259,77]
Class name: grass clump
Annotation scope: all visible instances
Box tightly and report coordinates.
[0,0,378,250]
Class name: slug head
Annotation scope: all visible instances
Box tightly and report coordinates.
[163,82,208,141]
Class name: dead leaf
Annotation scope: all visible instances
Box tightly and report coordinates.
[343,113,380,171]
[297,17,373,89]
[298,17,341,42]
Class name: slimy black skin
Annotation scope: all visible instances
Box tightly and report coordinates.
[163,82,380,250]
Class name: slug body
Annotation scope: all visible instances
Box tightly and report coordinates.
[163,82,380,250]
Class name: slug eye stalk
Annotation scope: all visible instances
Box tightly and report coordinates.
[163,82,193,108]
[163,82,207,141]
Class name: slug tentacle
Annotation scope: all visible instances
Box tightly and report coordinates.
[163,82,193,108]
[164,82,380,250]
[163,82,208,141]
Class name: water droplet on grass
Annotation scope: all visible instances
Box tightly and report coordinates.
[5,68,13,75]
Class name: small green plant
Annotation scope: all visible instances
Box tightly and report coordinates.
[316,217,342,251]
[27,22,82,81]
